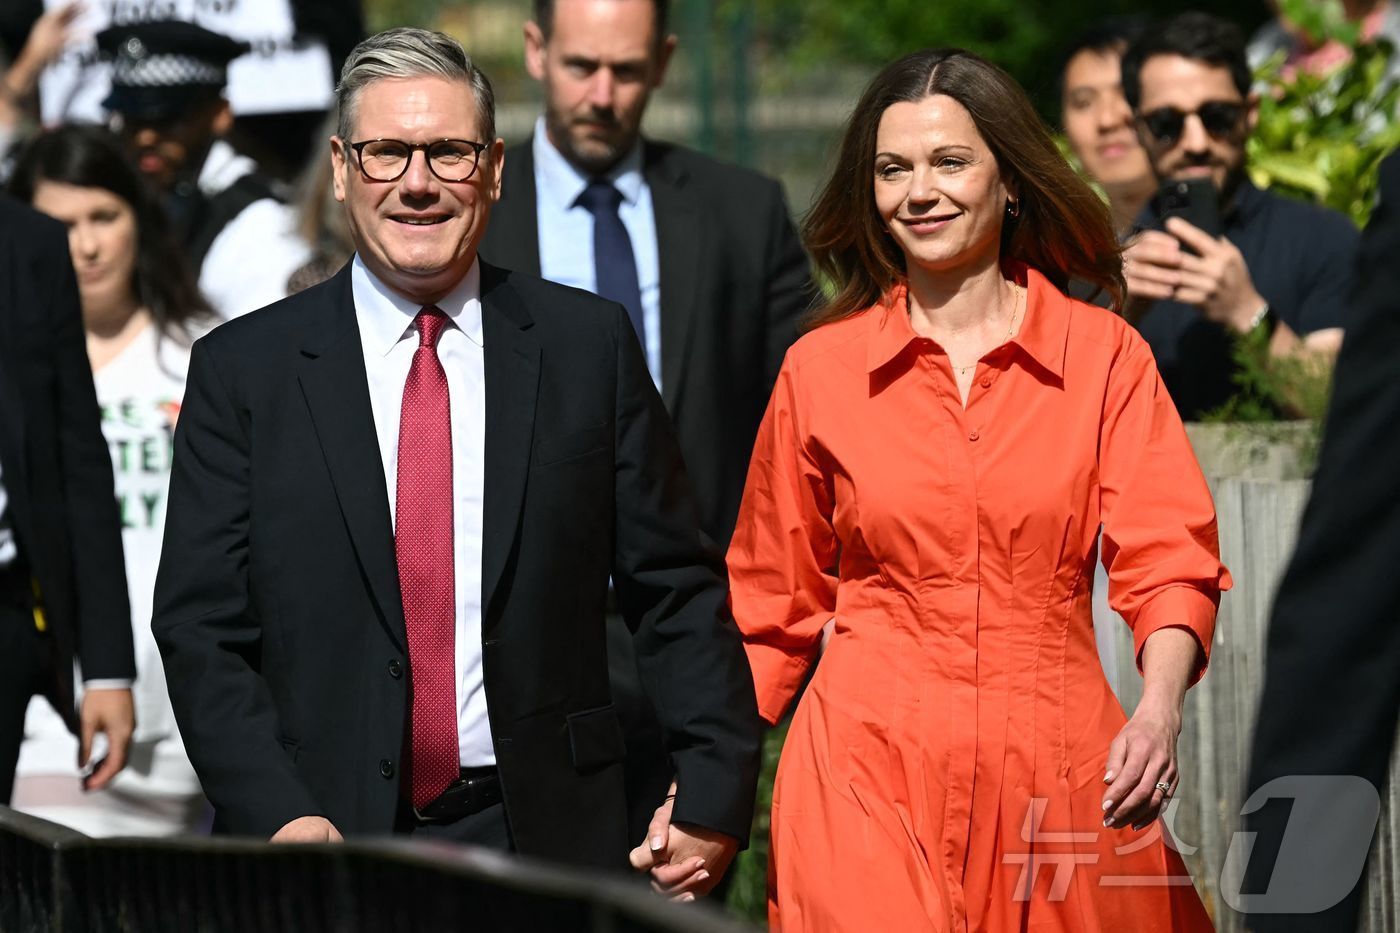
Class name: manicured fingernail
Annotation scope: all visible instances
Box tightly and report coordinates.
[1103,817,1114,828]
[681,893,695,903]
[650,836,664,851]
[1103,771,1114,783]
[697,870,710,882]
[695,858,706,868]
[1102,799,1113,811]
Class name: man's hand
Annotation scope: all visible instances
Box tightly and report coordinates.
[1163,217,1266,333]
[270,816,344,843]
[1122,229,1184,303]
[629,784,738,901]
[78,687,134,791]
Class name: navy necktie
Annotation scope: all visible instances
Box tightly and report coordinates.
[577,179,646,345]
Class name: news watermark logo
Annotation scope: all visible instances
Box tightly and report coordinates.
[1001,776,1380,913]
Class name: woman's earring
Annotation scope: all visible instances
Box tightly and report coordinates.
[1006,198,1021,219]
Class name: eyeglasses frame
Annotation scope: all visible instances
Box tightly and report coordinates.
[1134,100,1248,149]
[345,137,490,183]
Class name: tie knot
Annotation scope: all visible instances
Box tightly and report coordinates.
[415,307,448,348]
[577,179,623,216]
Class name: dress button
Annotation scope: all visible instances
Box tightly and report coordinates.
[379,758,395,779]
[968,430,980,441]
[980,375,992,388]
[387,659,403,679]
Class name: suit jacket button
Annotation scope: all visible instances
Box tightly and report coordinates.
[379,759,395,779]
[387,659,403,679]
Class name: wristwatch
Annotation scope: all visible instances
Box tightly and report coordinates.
[1244,301,1272,333]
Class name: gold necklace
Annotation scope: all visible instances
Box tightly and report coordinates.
[952,283,1024,376]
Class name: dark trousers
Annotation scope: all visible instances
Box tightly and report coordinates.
[0,600,48,804]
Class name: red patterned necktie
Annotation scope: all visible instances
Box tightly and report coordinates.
[396,306,458,808]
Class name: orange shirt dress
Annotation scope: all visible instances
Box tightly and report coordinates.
[727,268,1232,932]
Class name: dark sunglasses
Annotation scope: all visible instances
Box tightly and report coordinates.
[1137,101,1246,147]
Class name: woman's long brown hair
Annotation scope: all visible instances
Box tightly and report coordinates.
[803,48,1124,330]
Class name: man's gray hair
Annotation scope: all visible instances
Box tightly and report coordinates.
[336,27,496,144]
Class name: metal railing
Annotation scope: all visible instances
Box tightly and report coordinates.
[0,806,750,933]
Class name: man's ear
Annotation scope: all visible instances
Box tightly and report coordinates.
[524,20,547,82]
[487,138,505,202]
[651,33,679,89]
[1245,91,1260,135]
[330,136,348,204]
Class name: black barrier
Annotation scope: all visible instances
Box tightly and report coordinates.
[0,807,751,933]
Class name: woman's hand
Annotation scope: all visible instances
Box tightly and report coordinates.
[1101,700,1181,831]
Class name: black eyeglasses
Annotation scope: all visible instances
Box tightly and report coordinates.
[347,138,489,182]
[1137,102,1246,148]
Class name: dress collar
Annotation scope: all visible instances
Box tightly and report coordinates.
[864,264,1070,380]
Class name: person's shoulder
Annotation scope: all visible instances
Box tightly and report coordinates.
[784,307,877,373]
[1054,282,1152,363]
[484,262,622,328]
[1251,183,1358,239]
[644,139,786,198]
[198,269,341,352]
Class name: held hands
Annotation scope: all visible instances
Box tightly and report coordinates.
[78,687,134,791]
[629,782,738,901]
[1123,218,1265,333]
[270,816,344,843]
[1101,701,1181,832]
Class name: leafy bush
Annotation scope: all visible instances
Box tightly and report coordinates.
[1213,1,1398,425]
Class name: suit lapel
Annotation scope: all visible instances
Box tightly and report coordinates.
[485,142,542,276]
[295,266,406,651]
[479,263,540,622]
[645,143,703,413]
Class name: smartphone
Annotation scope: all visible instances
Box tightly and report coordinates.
[1158,177,1223,244]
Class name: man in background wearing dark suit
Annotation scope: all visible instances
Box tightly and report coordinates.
[480,0,813,850]
[0,195,135,803]
[1245,152,1400,932]
[153,27,759,899]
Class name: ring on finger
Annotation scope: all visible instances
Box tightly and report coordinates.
[1154,781,1172,794]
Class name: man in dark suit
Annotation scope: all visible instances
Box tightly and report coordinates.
[152,27,760,895]
[0,195,135,803]
[482,0,812,548]
[1244,152,1400,931]
[480,0,812,855]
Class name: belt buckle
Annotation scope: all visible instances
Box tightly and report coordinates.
[411,775,473,823]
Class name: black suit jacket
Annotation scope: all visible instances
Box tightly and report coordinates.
[481,139,813,545]
[1244,153,1400,931]
[152,260,762,868]
[0,196,134,723]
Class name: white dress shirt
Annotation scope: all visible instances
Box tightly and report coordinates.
[351,255,492,767]
[532,118,664,389]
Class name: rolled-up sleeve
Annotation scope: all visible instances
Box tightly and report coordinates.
[726,357,839,724]
[1099,332,1232,686]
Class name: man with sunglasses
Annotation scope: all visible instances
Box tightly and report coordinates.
[1120,12,1357,420]
[96,20,303,320]
[152,26,762,894]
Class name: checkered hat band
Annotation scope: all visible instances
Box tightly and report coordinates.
[113,53,224,89]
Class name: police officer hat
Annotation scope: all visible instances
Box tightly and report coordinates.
[97,20,249,122]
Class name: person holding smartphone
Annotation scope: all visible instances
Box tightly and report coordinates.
[1119,12,1358,421]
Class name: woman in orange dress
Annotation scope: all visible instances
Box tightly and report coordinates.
[726,48,1232,931]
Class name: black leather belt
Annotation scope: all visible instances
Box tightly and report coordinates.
[409,767,502,824]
